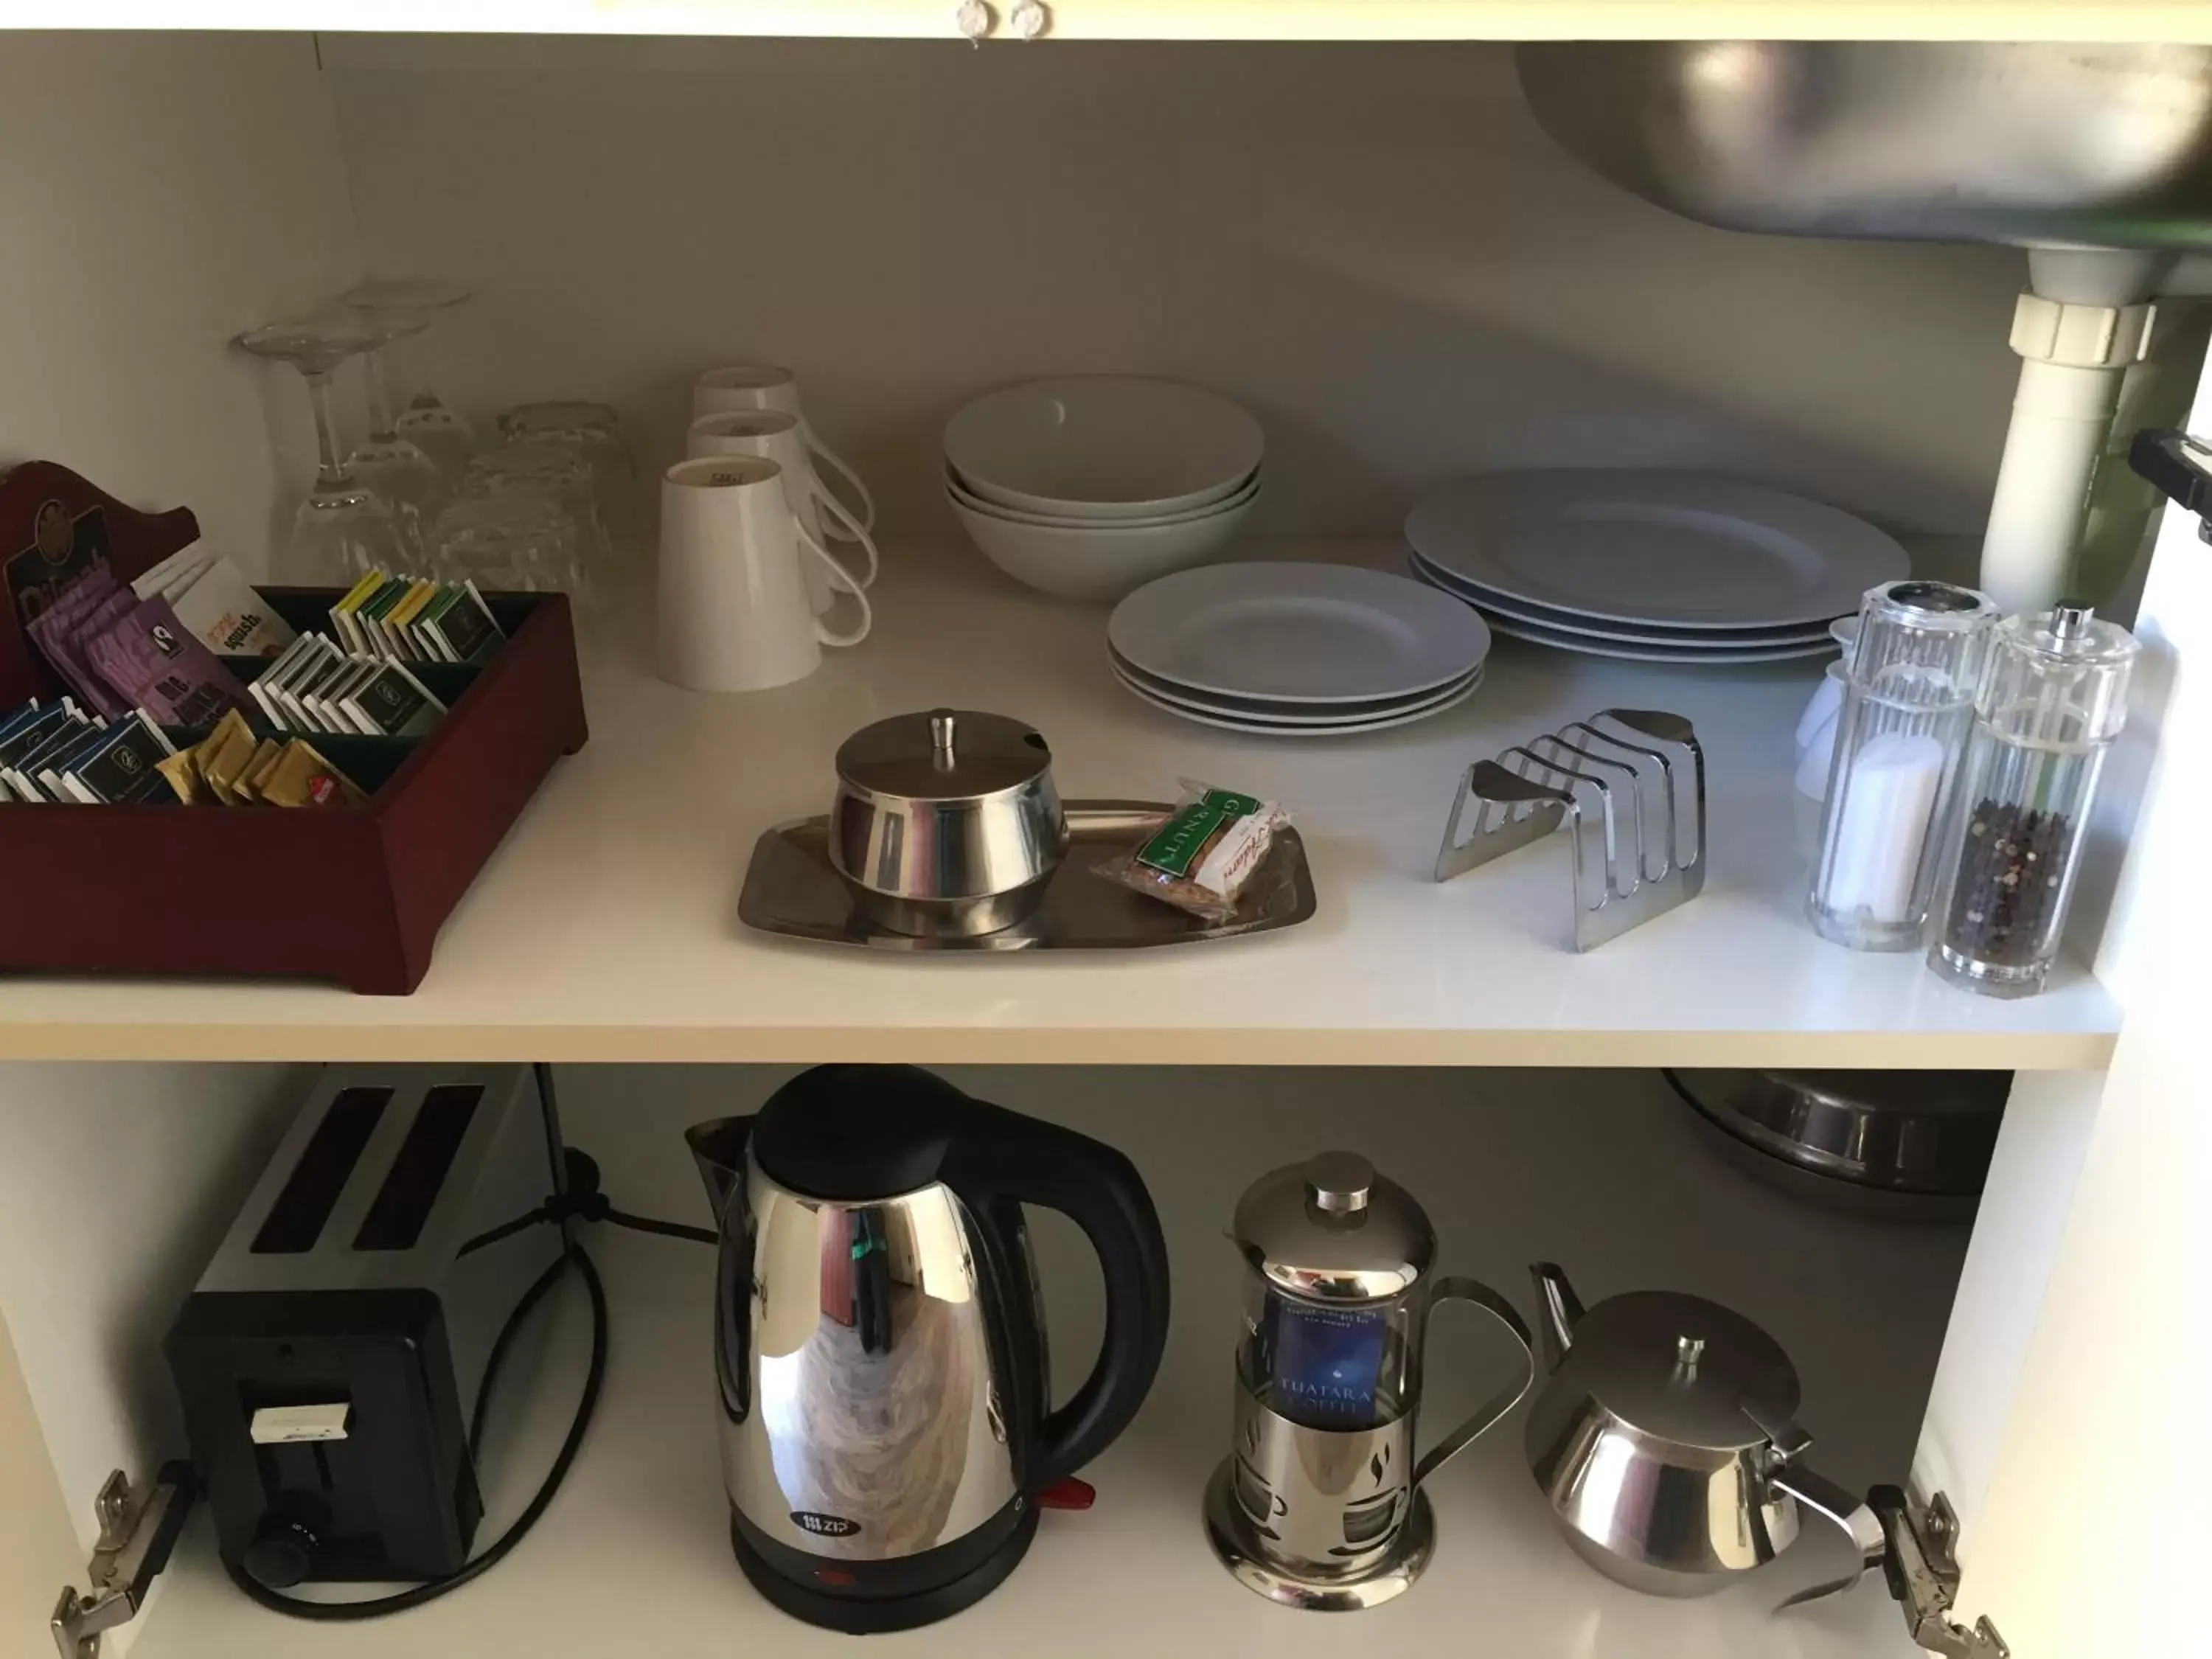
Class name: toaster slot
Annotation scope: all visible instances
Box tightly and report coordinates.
[354,1085,484,1252]
[251,1088,392,1254]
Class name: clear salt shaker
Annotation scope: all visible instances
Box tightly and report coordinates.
[1807,581,2000,950]
[1929,607,2139,998]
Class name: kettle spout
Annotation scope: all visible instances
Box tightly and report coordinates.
[685,1117,754,1225]
[1530,1262,1585,1371]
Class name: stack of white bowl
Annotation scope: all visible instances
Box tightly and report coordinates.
[945,376,1263,602]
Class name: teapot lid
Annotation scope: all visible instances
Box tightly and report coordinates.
[1232,1151,1436,1304]
[1563,1290,1801,1451]
[835,708,1052,803]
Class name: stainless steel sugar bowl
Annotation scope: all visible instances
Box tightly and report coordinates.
[1203,1152,1535,1611]
[828,708,1069,936]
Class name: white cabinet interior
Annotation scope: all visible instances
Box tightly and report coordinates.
[0,25,2199,1658]
[8,1062,1983,1659]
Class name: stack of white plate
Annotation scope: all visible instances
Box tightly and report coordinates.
[945,377,1263,602]
[1405,471,1910,663]
[1107,563,1492,735]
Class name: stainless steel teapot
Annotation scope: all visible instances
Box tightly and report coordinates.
[1523,1262,1885,1602]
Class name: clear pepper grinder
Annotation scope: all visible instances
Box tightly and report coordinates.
[1808,581,2001,950]
[1928,606,2139,998]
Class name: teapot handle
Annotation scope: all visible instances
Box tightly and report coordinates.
[1768,1461,1888,1610]
[1411,1276,1537,1487]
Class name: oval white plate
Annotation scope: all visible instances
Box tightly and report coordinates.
[1486,611,1839,664]
[1112,650,1483,723]
[1409,551,1838,647]
[1113,661,1484,735]
[1110,562,1492,704]
[1407,471,1907,630]
[945,376,1264,520]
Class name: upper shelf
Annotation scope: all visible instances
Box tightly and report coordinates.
[41,2,2212,44]
[0,538,2120,1068]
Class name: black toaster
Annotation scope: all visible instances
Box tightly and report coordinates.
[165,1065,563,1588]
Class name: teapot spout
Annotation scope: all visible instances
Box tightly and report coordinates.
[1530,1262,1585,1371]
[685,1116,754,1225]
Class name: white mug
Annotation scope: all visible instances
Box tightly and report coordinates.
[692,364,876,537]
[688,409,880,616]
[657,455,869,693]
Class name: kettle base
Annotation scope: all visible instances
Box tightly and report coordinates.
[1202,1460,1436,1612]
[729,1500,1038,1632]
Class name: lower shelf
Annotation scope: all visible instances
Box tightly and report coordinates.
[137,1065,1956,1658]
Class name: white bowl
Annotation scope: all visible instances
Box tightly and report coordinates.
[947,463,1262,530]
[948,485,1259,602]
[944,376,1264,520]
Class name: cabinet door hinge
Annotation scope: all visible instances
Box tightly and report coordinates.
[1869,1487,2011,1659]
[49,1464,196,1659]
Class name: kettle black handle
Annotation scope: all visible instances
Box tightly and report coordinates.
[945,1105,1171,1492]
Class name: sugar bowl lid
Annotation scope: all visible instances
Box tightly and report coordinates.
[835,708,1052,802]
[1564,1289,1802,1452]
[1233,1151,1436,1304]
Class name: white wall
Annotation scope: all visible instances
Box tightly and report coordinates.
[322,35,2027,559]
[0,32,358,579]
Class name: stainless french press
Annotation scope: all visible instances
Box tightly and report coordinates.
[1202,1152,1535,1610]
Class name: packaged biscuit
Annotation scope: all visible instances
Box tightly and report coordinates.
[1099,782,1290,922]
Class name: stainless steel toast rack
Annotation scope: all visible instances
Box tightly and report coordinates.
[1433,709,1705,950]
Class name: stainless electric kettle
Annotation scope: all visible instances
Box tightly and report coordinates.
[686,1065,1171,1633]
[1523,1262,1885,1603]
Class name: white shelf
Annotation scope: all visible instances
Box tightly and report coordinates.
[133,1065,1952,1659]
[45,2,2212,45]
[0,538,2118,1068]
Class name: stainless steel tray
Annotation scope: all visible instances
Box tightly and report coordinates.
[739,799,1315,951]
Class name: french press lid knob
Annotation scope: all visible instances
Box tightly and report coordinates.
[1303,1150,1373,1214]
[1232,1150,1435,1304]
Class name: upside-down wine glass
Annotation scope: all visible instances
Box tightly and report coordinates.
[234,316,417,585]
[347,313,448,557]
[344,278,477,480]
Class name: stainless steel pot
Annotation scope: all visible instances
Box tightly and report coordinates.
[1524,1262,1884,1604]
[1666,1068,2006,1222]
[828,708,1069,937]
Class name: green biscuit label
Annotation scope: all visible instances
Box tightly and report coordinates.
[1138,789,1263,878]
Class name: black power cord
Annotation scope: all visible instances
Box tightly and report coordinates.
[229,1063,713,1621]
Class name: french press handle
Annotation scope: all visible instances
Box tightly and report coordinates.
[1409,1276,1537,1487]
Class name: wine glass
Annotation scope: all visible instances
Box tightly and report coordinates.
[344,279,476,479]
[235,316,416,585]
[347,313,448,556]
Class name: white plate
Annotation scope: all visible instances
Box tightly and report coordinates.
[1406,471,1907,630]
[1409,551,1839,647]
[1487,611,1840,664]
[1113,661,1484,735]
[1112,650,1483,723]
[1109,562,1492,705]
[945,377,1264,520]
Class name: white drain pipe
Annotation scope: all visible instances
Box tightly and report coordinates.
[1979,251,2163,613]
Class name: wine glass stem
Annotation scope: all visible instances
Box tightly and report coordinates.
[363,345,399,441]
[303,369,351,488]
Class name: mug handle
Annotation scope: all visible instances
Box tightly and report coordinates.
[1410,1276,1537,1488]
[794,522,872,648]
[802,422,876,534]
[813,476,880,591]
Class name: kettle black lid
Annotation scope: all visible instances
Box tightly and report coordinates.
[751,1065,975,1201]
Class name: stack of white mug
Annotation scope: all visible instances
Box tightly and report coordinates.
[658,366,880,692]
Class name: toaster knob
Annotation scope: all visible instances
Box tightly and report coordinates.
[241,1514,321,1589]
